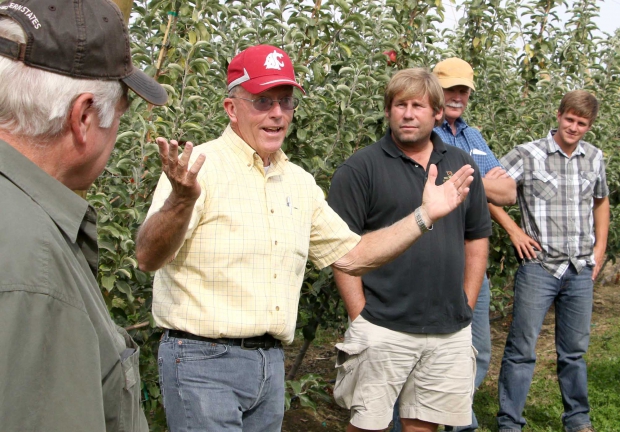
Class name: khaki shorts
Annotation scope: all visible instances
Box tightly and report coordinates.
[333,315,476,430]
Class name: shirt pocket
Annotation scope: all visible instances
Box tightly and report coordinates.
[283,196,312,276]
[531,170,558,201]
[470,153,490,174]
[580,171,597,200]
[116,327,148,432]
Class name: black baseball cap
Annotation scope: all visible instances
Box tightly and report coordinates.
[0,0,168,105]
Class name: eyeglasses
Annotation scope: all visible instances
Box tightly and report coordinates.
[231,96,300,111]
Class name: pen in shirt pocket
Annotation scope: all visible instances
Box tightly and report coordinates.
[286,196,292,214]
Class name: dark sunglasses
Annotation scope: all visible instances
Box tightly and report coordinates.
[231,96,300,111]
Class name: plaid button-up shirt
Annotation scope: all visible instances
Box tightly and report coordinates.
[147,126,360,344]
[434,118,502,176]
[500,130,609,278]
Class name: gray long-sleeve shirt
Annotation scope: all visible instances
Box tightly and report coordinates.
[0,140,148,432]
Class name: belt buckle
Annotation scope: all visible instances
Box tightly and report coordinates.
[240,338,260,350]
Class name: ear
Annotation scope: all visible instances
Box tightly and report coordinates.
[69,93,96,149]
[223,97,238,125]
[435,107,444,123]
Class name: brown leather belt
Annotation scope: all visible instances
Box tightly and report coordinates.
[167,329,282,350]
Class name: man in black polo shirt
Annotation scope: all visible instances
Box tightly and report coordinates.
[328,68,491,432]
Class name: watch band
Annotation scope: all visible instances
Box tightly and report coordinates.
[414,207,433,233]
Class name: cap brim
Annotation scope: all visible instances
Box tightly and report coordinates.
[241,75,306,95]
[122,67,168,105]
[438,77,475,91]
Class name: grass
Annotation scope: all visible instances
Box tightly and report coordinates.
[473,316,620,431]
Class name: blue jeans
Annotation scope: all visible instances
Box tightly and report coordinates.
[158,331,285,432]
[497,263,593,432]
[391,277,490,432]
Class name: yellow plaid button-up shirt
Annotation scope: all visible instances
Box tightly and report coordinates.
[147,126,360,344]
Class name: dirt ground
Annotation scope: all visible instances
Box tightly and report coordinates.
[281,264,620,432]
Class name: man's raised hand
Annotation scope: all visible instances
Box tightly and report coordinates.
[421,164,474,223]
[156,137,206,203]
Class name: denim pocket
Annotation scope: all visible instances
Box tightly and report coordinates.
[176,339,229,362]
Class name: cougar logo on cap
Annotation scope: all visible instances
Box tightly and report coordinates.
[227,45,305,94]
[264,50,284,70]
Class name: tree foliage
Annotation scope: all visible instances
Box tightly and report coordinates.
[90,0,620,425]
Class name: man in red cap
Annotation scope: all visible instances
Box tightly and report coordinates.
[137,44,476,431]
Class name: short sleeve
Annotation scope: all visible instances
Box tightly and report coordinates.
[500,147,524,184]
[327,164,371,235]
[308,181,360,269]
[593,150,609,199]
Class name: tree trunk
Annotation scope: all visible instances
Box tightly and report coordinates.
[286,337,313,380]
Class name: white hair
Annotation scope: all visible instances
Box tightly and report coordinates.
[0,18,124,139]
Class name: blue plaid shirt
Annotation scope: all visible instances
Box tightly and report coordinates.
[434,118,502,176]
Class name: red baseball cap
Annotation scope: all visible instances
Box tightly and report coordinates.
[227,45,305,95]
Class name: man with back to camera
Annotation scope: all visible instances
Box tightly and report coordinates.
[491,90,609,432]
[135,45,476,432]
[0,0,168,430]
[327,67,492,432]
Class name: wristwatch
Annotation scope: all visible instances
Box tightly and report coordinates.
[414,207,433,233]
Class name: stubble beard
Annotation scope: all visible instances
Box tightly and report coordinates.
[391,124,433,151]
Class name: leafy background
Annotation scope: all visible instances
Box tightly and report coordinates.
[93,0,620,427]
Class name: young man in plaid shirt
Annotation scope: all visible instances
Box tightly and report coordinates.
[491,90,609,432]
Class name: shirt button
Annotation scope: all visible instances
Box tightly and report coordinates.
[274,274,277,279]
[178,340,183,345]
[275,306,280,311]
[274,241,278,245]
[219,333,225,338]
[271,209,274,213]
[247,163,251,167]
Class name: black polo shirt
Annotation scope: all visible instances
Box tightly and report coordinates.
[328,130,491,334]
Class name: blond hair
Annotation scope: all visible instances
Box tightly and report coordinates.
[384,68,444,125]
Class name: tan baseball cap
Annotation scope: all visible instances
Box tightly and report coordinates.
[433,58,475,91]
